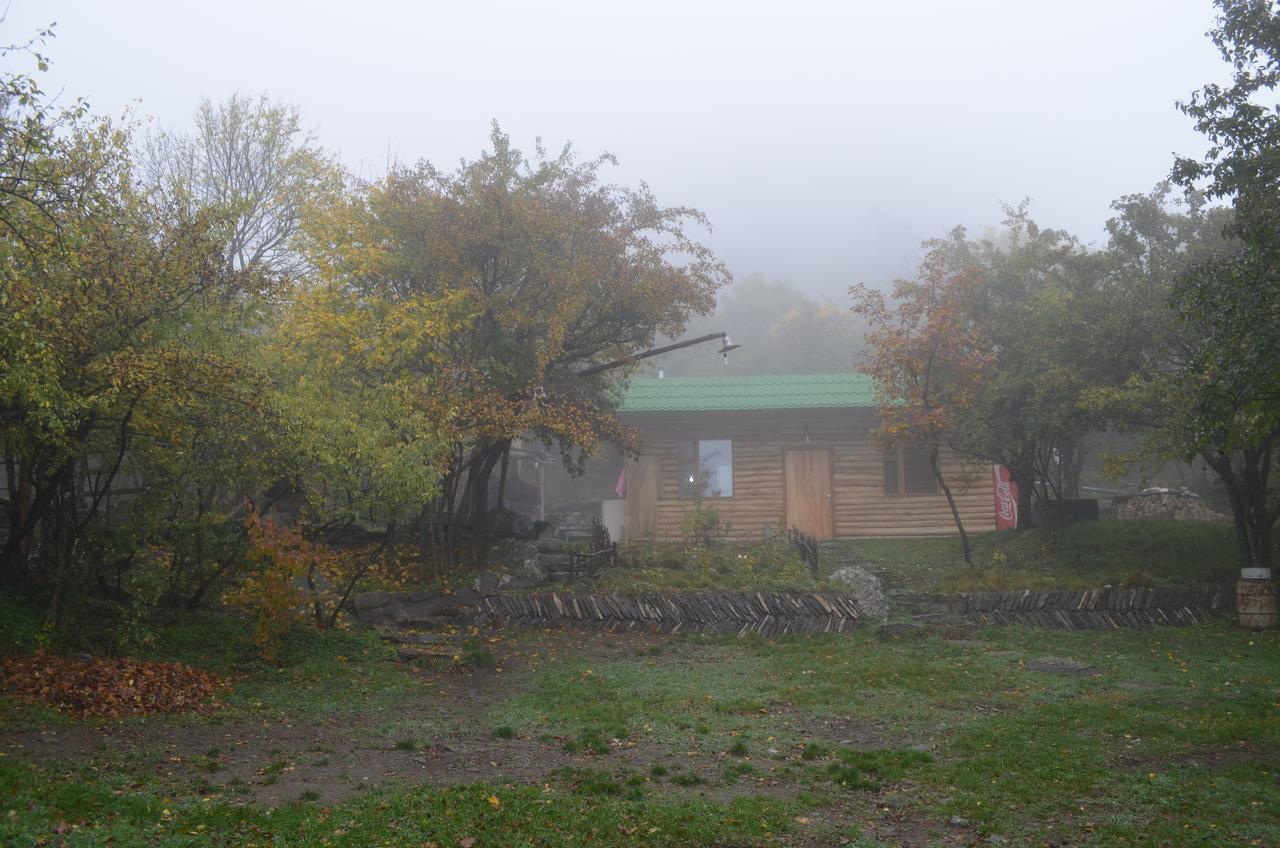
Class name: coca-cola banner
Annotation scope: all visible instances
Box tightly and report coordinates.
[993,464,1019,530]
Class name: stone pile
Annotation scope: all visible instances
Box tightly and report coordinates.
[826,566,889,621]
[1115,488,1230,524]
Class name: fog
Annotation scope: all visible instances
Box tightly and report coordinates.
[5,0,1226,297]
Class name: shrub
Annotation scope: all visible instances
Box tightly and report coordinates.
[680,500,729,549]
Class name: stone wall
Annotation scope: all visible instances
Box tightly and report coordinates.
[1115,488,1230,523]
[958,584,1234,629]
[480,590,864,635]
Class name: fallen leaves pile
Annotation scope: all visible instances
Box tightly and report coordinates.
[0,652,220,717]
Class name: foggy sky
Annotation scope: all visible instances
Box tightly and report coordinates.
[4,0,1227,298]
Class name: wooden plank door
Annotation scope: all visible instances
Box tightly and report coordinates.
[624,455,659,539]
[784,449,834,539]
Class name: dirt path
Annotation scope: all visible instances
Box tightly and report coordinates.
[0,630,771,806]
[0,628,987,845]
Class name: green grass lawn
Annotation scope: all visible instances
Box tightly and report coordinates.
[1,519,1277,847]
[3,612,1277,846]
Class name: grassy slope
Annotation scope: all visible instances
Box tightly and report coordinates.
[597,519,1247,594]
[829,519,1249,593]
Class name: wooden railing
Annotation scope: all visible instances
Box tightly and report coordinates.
[559,518,617,579]
[788,526,819,578]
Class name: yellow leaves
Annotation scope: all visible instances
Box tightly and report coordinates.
[486,794,501,810]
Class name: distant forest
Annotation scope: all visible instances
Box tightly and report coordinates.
[654,274,865,377]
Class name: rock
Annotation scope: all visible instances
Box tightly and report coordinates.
[1026,656,1098,676]
[68,652,93,663]
[475,543,548,594]
[475,570,543,593]
[827,566,889,620]
[876,622,926,641]
[949,816,969,827]
[497,572,541,591]
[473,572,503,595]
[353,589,481,627]
[378,630,451,646]
[986,836,1007,845]
[522,556,546,582]
[353,591,397,612]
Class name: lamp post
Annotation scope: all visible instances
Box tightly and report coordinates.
[577,332,740,378]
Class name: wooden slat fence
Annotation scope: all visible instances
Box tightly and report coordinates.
[479,590,863,636]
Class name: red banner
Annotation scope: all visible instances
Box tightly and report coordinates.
[993,464,1019,530]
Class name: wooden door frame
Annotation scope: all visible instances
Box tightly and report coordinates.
[782,447,835,540]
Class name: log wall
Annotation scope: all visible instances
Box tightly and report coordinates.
[623,408,996,540]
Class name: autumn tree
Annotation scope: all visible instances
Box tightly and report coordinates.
[852,251,993,567]
[141,93,340,285]
[0,62,268,616]
[301,125,728,564]
[266,278,471,545]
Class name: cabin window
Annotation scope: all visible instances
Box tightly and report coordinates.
[883,446,937,496]
[678,439,734,498]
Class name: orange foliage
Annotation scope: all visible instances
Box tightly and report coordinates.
[224,507,410,661]
[850,251,994,450]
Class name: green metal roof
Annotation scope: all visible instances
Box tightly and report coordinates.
[620,373,878,413]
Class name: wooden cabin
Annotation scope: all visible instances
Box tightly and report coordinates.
[620,374,997,540]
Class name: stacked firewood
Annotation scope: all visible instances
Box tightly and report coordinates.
[1115,489,1230,523]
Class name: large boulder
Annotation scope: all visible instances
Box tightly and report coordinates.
[472,570,543,594]
[474,541,548,593]
[351,589,481,628]
[828,566,889,621]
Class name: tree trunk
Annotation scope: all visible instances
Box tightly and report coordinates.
[0,461,61,590]
[930,445,974,568]
[1207,447,1275,573]
[1204,446,1277,630]
[496,443,511,510]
